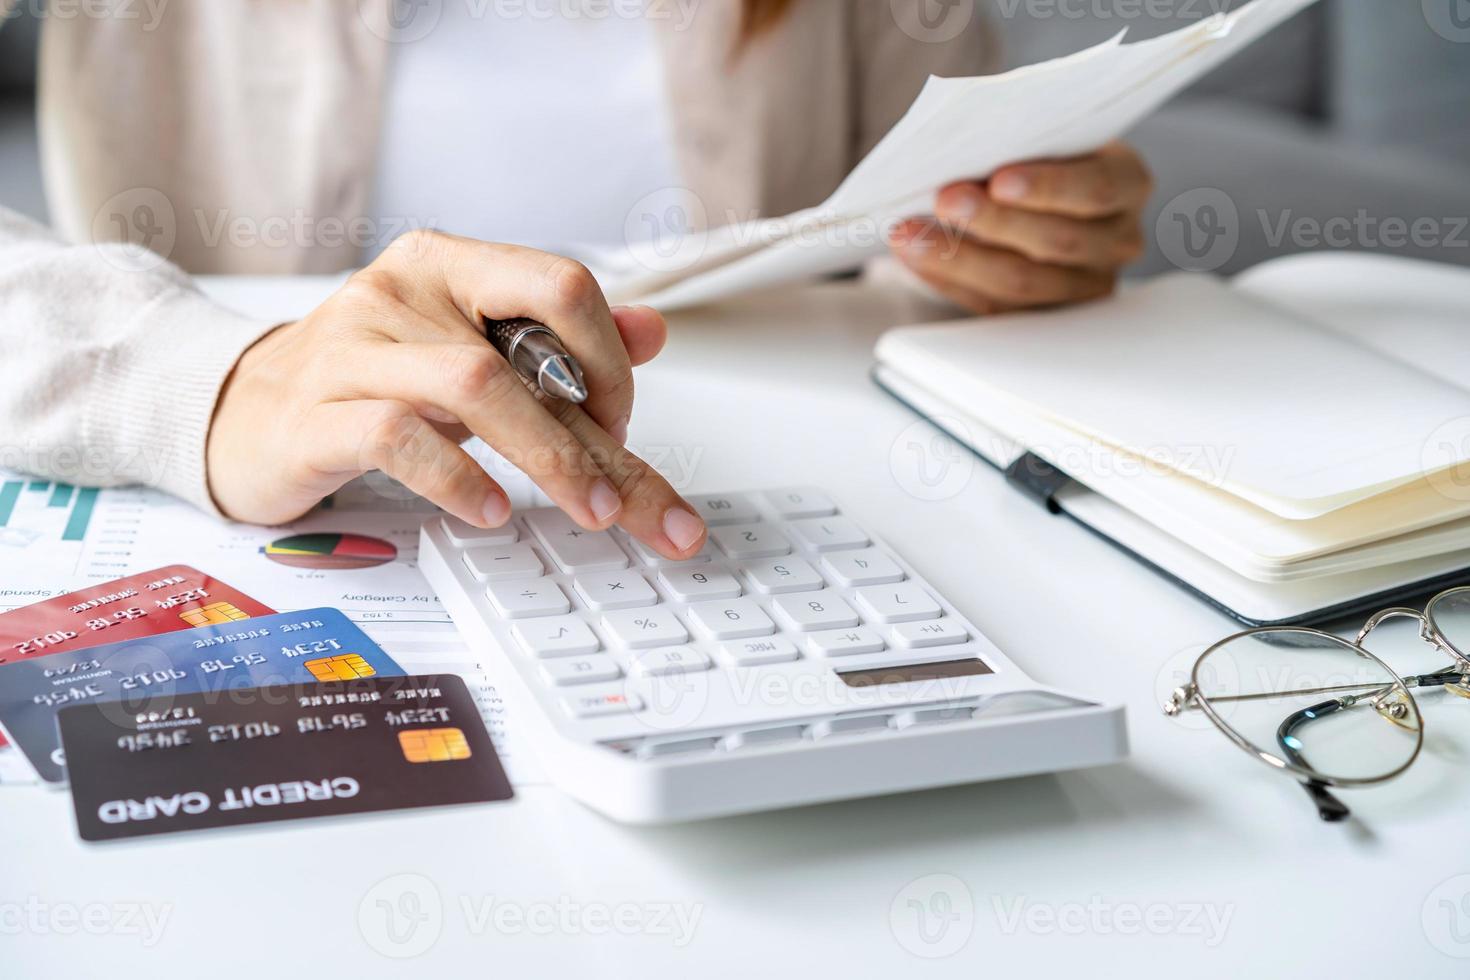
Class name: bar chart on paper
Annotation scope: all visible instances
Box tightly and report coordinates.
[0,479,99,540]
[0,476,110,607]
[0,480,99,543]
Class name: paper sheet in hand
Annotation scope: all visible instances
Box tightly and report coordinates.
[603,0,1320,310]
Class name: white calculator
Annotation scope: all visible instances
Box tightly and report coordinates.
[419,488,1126,823]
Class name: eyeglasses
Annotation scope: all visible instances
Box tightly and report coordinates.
[1163,586,1470,822]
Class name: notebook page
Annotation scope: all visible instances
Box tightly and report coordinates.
[1233,252,1470,392]
[874,274,1470,518]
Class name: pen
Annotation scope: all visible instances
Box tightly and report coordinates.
[482,317,589,404]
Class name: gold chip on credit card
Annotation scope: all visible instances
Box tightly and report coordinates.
[178,601,249,627]
[304,653,377,681]
[399,728,472,763]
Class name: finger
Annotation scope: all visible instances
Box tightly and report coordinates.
[303,400,511,528]
[935,183,1145,270]
[909,269,1013,317]
[988,142,1152,219]
[381,231,636,436]
[546,399,708,561]
[332,341,627,532]
[611,305,668,367]
[891,220,1116,308]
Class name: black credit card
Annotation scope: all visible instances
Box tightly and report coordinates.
[58,674,513,841]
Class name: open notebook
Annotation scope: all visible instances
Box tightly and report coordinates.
[873,252,1470,626]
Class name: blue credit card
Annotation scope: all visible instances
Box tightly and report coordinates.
[0,608,402,783]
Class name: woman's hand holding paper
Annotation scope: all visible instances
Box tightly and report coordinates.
[891,141,1153,313]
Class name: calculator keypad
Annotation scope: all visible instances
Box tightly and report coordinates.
[437,488,979,726]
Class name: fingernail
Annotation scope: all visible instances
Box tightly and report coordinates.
[610,417,630,446]
[991,172,1029,202]
[481,492,511,528]
[662,507,705,552]
[939,184,981,221]
[589,479,622,524]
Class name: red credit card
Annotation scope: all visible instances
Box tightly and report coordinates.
[0,566,275,753]
[0,565,276,667]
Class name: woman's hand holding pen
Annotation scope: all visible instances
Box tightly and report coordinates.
[206,229,709,560]
[890,140,1153,313]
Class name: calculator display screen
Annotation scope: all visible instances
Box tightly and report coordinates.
[836,658,994,688]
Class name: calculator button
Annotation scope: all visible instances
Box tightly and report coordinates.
[524,510,629,572]
[772,592,860,631]
[723,725,806,750]
[688,494,759,526]
[657,567,743,601]
[487,580,571,619]
[540,655,622,687]
[787,517,870,552]
[711,523,791,560]
[809,715,892,739]
[820,550,905,587]
[462,543,543,582]
[762,488,837,519]
[573,571,658,611]
[894,706,973,730]
[511,616,600,658]
[719,637,799,667]
[631,646,712,676]
[625,537,712,567]
[855,584,942,624]
[686,599,776,640]
[602,609,690,649]
[441,516,519,547]
[806,627,886,657]
[742,557,824,595]
[892,620,968,649]
[637,737,720,759]
[561,691,642,718]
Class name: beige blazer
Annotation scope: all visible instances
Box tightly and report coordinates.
[0,0,993,515]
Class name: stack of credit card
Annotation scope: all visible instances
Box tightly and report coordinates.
[0,566,512,841]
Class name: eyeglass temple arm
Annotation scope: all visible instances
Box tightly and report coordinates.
[1274,699,1352,821]
[1167,666,1467,712]
[1301,781,1352,822]
[1273,668,1467,823]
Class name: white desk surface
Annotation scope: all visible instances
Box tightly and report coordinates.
[6,277,1468,978]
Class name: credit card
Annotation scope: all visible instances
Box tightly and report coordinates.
[0,608,402,783]
[0,565,276,665]
[0,566,274,754]
[59,673,513,841]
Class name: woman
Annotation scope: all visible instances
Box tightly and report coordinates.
[0,0,1150,561]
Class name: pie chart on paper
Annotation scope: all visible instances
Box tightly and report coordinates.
[262,533,398,571]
